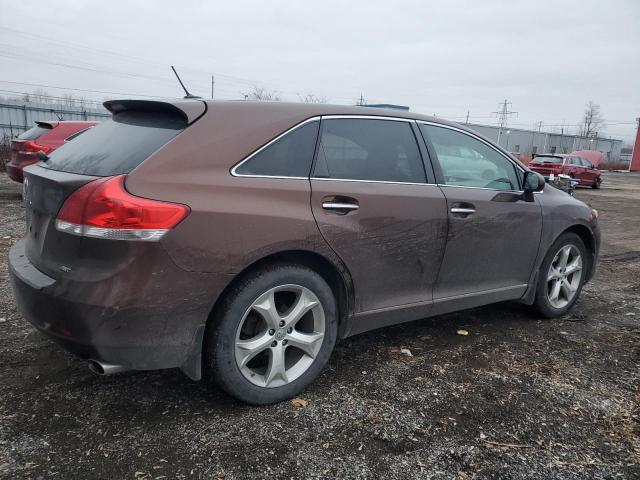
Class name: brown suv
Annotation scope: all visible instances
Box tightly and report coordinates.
[9,100,600,404]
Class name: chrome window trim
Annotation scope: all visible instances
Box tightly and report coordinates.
[416,120,528,193]
[321,114,414,123]
[230,115,539,194]
[230,116,321,178]
[310,176,437,187]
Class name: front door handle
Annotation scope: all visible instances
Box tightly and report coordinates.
[450,207,475,214]
[450,202,476,217]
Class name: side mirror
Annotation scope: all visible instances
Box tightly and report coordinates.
[523,171,545,194]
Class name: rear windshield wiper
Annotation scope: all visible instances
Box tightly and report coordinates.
[36,151,50,162]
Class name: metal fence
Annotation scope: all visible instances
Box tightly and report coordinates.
[0,98,110,142]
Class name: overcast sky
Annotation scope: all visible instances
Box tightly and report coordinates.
[1,0,639,142]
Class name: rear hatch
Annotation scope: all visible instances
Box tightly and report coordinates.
[22,100,203,280]
[10,122,55,165]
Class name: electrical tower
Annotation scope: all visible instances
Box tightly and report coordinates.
[492,99,517,148]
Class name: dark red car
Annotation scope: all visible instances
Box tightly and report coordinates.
[529,152,602,189]
[6,121,98,183]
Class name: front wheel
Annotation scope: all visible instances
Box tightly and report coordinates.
[592,177,602,189]
[533,233,588,318]
[205,264,337,405]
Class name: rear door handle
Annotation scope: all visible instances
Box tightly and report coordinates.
[322,202,359,211]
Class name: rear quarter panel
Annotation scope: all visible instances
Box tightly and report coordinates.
[124,105,335,275]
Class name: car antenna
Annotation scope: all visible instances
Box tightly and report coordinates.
[171,65,201,99]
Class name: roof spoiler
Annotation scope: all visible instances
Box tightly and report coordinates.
[34,121,56,129]
[103,99,207,124]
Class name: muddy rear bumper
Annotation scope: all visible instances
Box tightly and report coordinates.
[8,239,230,378]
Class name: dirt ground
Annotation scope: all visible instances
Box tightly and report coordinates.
[0,172,638,479]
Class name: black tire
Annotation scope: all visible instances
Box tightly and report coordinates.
[205,263,337,405]
[592,177,602,189]
[533,232,588,318]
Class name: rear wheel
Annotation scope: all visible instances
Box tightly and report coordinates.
[205,264,337,405]
[533,232,588,318]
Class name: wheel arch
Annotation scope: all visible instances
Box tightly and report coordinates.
[182,249,354,381]
[563,224,597,281]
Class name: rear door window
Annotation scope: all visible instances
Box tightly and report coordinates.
[234,120,319,177]
[313,118,426,183]
[41,111,186,176]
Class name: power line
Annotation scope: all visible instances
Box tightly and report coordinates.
[492,99,517,147]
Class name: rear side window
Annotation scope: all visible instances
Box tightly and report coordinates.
[17,125,50,141]
[235,120,319,177]
[313,119,425,183]
[41,111,186,176]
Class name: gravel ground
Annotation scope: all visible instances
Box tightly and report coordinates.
[0,172,638,479]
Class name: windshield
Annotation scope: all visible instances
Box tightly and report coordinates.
[41,110,186,176]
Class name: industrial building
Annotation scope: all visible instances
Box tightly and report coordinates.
[466,123,623,162]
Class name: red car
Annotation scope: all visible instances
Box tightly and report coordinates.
[529,152,602,189]
[6,121,98,183]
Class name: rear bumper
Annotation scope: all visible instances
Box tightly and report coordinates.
[8,239,230,377]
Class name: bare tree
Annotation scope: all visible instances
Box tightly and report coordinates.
[61,93,77,107]
[242,86,281,101]
[298,92,327,104]
[579,101,604,137]
[32,89,52,104]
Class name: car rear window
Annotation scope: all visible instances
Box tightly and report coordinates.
[41,111,186,176]
[534,156,563,163]
[17,125,51,141]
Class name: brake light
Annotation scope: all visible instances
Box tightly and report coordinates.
[55,175,190,241]
[20,140,52,154]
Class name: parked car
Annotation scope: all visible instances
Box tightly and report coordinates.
[529,152,602,189]
[9,100,600,405]
[5,120,98,183]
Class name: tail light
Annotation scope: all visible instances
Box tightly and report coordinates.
[55,175,190,241]
[19,140,52,154]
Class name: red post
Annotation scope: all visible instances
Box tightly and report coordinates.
[631,117,640,172]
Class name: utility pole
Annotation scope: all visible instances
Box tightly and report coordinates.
[537,121,543,132]
[492,100,517,147]
[211,75,215,100]
[357,93,365,106]
[465,111,470,124]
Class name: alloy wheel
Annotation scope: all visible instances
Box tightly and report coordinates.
[234,284,325,388]
[546,244,583,309]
